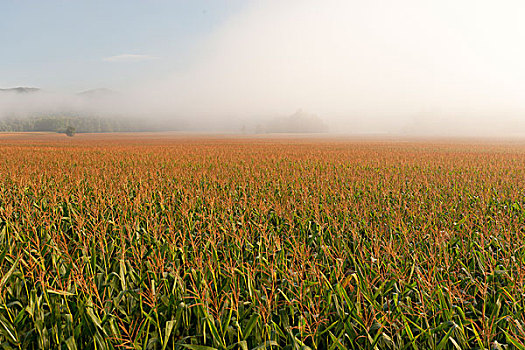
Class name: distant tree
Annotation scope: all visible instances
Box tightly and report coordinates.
[265,109,328,133]
[65,126,76,137]
[33,117,60,131]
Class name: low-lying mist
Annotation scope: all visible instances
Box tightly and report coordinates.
[3,0,525,136]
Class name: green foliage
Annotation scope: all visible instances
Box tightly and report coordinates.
[0,115,178,133]
[65,126,76,137]
[0,139,525,348]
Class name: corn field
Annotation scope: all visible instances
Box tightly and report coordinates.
[1,134,525,349]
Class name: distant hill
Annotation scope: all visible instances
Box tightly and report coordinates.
[262,109,329,133]
[77,88,116,98]
[0,87,40,93]
[0,115,182,133]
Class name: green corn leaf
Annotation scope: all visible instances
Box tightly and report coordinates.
[181,345,219,350]
[0,257,19,289]
[436,323,457,350]
[162,320,176,350]
[242,313,259,340]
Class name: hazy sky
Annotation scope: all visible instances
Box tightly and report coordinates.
[3,0,525,134]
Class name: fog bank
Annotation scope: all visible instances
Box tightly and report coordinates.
[3,0,525,136]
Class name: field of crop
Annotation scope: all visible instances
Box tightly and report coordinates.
[1,133,525,349]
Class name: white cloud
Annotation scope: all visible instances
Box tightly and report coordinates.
[103,54,159,63]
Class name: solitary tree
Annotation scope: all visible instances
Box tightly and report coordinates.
[65,126,76,137]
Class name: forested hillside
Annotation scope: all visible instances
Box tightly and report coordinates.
[0,115,178,133]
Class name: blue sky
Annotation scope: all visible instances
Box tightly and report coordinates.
[0,0,246,91]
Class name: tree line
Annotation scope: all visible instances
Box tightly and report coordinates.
[0,115,176,133]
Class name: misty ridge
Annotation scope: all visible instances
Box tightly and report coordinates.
[258,109,328,134]
[0,87,181,133]
[2,84,525,137]
[2,86,525,136]
[0,87,331,134]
